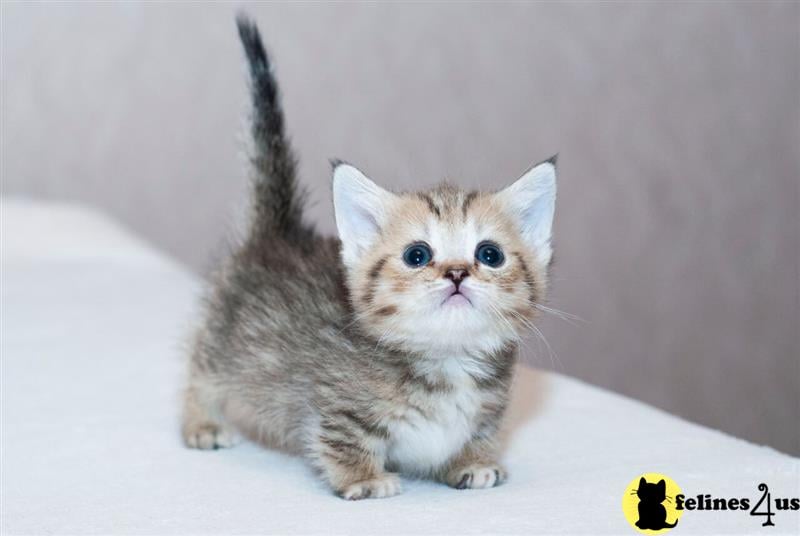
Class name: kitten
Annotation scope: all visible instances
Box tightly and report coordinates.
[182,15,558,500]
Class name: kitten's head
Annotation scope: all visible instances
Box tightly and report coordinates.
[332,158,556,355]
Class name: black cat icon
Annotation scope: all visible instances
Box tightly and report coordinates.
[634,477,679,530]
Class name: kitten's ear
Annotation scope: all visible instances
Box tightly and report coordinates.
[657,480,666,491]
[639,477,647,487]
[332,161,395,269]
[497,156,557,267]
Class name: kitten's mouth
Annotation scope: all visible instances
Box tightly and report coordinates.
[442,290,473,307]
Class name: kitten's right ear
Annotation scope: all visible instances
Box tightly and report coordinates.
[332,162,395,269]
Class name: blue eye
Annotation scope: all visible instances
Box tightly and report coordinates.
[403,243,432,267]
[476,242,504,267]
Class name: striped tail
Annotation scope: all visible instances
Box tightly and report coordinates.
[236,14,313,247]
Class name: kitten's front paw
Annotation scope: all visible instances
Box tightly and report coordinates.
[339,474,402,500]
[182,423,237,450]
[447,464,507,490]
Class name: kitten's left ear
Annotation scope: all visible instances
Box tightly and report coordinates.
[497,156,557,267]
[332,161,396,269]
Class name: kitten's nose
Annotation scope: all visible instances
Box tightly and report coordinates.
[444,267,469,287]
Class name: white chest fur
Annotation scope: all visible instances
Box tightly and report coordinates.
[385,358,485,475]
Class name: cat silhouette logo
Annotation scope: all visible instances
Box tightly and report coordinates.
[622,473,684,533]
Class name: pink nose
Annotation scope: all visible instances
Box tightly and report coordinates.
[445,268,469,287]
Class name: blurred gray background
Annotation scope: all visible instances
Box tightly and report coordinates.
[2,2,798,455]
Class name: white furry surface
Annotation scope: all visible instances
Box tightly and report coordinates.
[2,199,797,535]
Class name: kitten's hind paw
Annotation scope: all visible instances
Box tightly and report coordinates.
[339,474,402,500]
[182,423,238,450]
[447,464,507,490]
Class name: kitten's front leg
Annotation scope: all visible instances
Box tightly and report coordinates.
[440,437,507,490]
[309,412,401,500]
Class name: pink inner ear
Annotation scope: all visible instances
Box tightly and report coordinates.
[497,162,556,265]
[332,164,392,265]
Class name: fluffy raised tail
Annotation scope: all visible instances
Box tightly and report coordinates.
[236,14,313,247]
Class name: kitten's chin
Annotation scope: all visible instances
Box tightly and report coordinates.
[374,308,516,356]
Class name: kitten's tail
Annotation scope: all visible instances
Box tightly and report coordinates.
[236,14,313,246]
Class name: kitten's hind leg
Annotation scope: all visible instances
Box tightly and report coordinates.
[182,379,237,450]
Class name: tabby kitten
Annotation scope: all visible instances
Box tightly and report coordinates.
[182,15,558,500]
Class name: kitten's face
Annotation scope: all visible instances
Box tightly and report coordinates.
[332,160,556,355]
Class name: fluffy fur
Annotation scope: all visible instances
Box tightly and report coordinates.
[182,15,558,500]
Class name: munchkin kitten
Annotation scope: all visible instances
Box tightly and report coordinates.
[182,15,558,500]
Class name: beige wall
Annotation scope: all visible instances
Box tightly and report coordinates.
[3,3,798,454]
